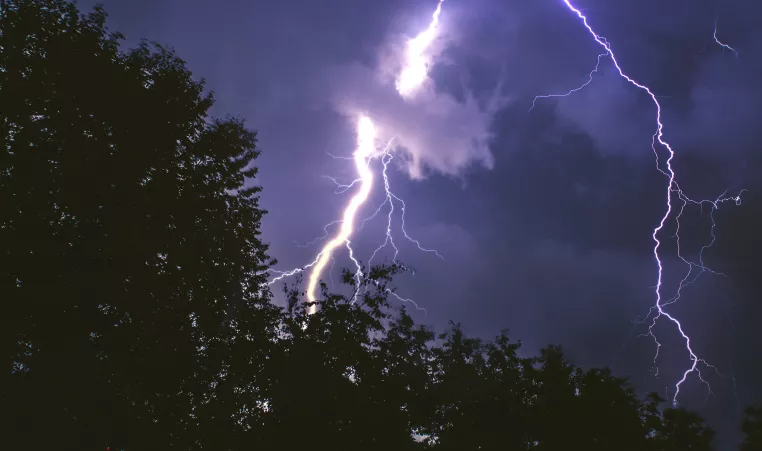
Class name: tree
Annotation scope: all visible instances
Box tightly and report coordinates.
[0,1,275,449]
[650,407,715,451]
[742,405,762,451]
[520,347,657,451]
[265,265,431,451]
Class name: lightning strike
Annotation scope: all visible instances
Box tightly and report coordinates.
[368,152,401,267]
[267,254,321,285]
[324,175,362,194]
[294,219,343,248]
[368,147,444,268]
[555,0,743,406]
[269,1,446,314]
[530,52,608,111]
[300,116,377,314]
[713,17,739,57]
[396,0,445,98]
[387,289,429,316]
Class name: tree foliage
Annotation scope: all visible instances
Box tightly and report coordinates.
[742,405,762,451]
[1,1,275,448]
[1,1,750,450]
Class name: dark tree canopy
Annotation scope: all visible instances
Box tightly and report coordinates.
[742,405,762,451]
[1,1,275,448]
[0,1,749,451]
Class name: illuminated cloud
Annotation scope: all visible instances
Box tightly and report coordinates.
[321,3,503,180]
[396,0,445,98]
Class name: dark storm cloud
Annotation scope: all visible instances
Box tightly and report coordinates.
[554,66,656,155]
[676,46,762,155]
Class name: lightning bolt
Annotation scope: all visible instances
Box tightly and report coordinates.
[293,219,343,248]
[529,52,608,111]
[269,0,446,315]
[540,0,744,406]
[713,16,739,57]
[397,0,445,98]
[368,147,444,267]
[303,115,376,314]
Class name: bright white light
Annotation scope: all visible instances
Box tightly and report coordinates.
[305,116,377,313]
[396,0,445,98]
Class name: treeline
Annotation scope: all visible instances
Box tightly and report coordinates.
[1,1,760,450]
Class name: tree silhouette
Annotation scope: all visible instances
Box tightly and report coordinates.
[1,1,274,449]
[742,405,762,451]
[651,407,716,451]
[264,265,432,451]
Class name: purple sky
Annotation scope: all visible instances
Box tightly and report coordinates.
[80,0,762,447]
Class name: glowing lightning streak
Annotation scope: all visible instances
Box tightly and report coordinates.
[368,148,445,268]
[713,17,739,57]
[294,220,343,248]
[670,191,745,293]
[270,0,445,314]
[304,137,437,316]
[636,193,741,385]
[397,0,445,97]
[530,53,608,111]
[324,175,362,194]
[654,196,732,312]
[301,116,377,314]
[558,0,743,406]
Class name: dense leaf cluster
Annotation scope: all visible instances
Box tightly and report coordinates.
[1,1,759,450]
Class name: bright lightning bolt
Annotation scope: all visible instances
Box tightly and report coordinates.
[293,219,343,248]
[713,16,739,57]
[530,52,608,111]
[397,0,445,98]
[324,175,362,194]
[549,0,744,406]
[269,1,446,314]
[302,115,377,314]
[368,147,444,268]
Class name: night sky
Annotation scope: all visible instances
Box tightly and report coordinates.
[79,0,761,447]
